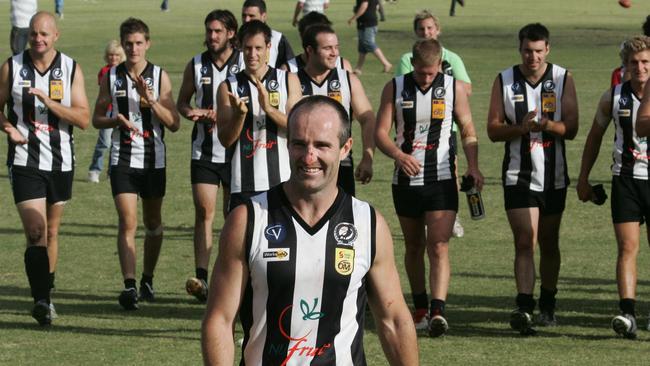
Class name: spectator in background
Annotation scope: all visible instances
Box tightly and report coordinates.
[10,0,37,55]
[347,0,392,75]
[611,15,650,87]
[54,0,63,19]
[292,0,329,27]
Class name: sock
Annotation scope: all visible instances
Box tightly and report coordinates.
[516,293,536,314]
[538,286,557,313]
[619,298,636,317]
[412,291,429,311]
[49,272,56,290]
[141,274,153,286]
[196,268,208,282]
[124,278,136,289]
[24,246,50,303]
[430,299,446,317]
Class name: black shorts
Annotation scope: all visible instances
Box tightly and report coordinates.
[190,160,230,187]
[503,185,567,215]
[9,166,73,204]
[229,190,265,212]
[110,167,166,198]
[338,164,355,196]
[392,179,458,218]
[611,175,650,224]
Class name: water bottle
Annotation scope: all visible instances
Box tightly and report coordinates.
[460,175,485,220]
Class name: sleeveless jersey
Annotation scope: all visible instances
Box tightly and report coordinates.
[392,72,456,186]
[499,63,569,191]
[297,67,353,167]
[190,50,244,163]
[287,54,344,73]
[108,62,166,169]
[269,30,293,69]
[240,185,376,366]
[6,51,76,172]
[226,67,290,193]
[611,81,646,179]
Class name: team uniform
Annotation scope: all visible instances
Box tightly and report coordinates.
[607,81,650,223]
[189,50,244,186]
[268,29,294,69]
[226,67,291,209]
[240,185,376,365]
[107,61,168,198]
[297,67,356,195]
[6,51,76,203]
[498,63,570,214]
[286,54,344,73]
[390,71,458,218]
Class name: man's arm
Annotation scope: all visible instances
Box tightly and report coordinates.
[292,1,304,27]
[146,70,180,132]
[454,80,484,190]
[202,204,249,366]
[486,75,534,142]
[0,60,27,144]
[93,72,125,130]
[28,63,90,130]
[374,80,421,177]
[177,61,216,124]
[349,72,375,184]
[577,90,611,201]
[636,81,650,137]
[348,0,368,25]
[216,81,247,147]
[367,211,419,366]
[535,72,579,140]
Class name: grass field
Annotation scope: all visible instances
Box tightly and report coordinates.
[1,0,650,364]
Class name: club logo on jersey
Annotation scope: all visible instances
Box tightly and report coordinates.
[511,82,521,93]
[51,68,63,80]
[543,80,555,92]
[333,223,357,246]
[20,67,31,78]
[434,87,446,98]
[229,64,240,75]
[262,248,290,261]
[401,90,412,99]
[264,224,287,243]
[329,80,341,91]
[542,92,556,113]
[200,66,209,75]
[619,97,628,106]
[335,247,355,276]
[237,85,246,96]
[269,92,280,107]
[144,77,154,89]
[50,80,63,100]
[115,79,124,88]
[267,80,279,92]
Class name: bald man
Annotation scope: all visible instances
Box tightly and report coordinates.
[0,11,90,325]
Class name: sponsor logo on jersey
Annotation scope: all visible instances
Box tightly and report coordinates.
[237,85,246,96]
[272,299,330,363]
[200,66,209,75]
[618,109,631,117]
[511,82,521,93]
[434,87,446,98]
[262,248,290,261]
[401,100,414,108]
[335,247,355,275]
[512,94,525,102]
[18,80,31,88]
[619,97,628,106]
[115,79,124,88]
[20,68,29,78]
[333,223,357,246]
[115,90,127,97]
[51,68,63,80]
[264,224,287,243]
[200,77,211,85]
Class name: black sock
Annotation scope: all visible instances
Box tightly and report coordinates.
[538,286,557,313]
[24,246,50,303]
[49,272,56,290]
[516,293,536,314]
[412,292,428,310]
[430,299,446,316]
[196,268,208,282]
[124,278,136,289]
[141,274,153,286]
[619,298,636,317]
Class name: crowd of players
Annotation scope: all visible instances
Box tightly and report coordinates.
[3,1,650,363]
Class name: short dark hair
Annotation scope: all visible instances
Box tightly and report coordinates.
[238,20,271,45]
[302,24,335,52]
[288,95,350,147]
[120,18,150,42]
[298,12,332,40]
[643,15,650,37]
[242,0,266,13]
[204,9,239,47]
[518,23,549,48]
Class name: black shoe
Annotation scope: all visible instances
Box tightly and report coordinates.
[612,314,637,339]
[119,288,139,310]
[139,282,155,302]
[32,300,52,326]
[510,309,536,336]
[428,315,449,337]
[186,277,208,303]
[536,311,557,327]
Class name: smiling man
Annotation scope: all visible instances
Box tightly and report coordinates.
[487,23,578,335]
[202,95,418,365]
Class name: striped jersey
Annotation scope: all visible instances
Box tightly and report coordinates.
[108,62,166,169]
[499,63,569,191]
[392,72,456,186]
[190,50,244,163]
[610,81,647,179]
[226,68,291,193]
[287,54,344,73]
[297,67,353,167]
[269,30,294,69]
[6,51,76,172]
[240,185,376,365]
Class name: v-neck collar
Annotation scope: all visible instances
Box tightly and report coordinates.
[517,63,552,89]
[278,184,345,236]
[26,50,61,77]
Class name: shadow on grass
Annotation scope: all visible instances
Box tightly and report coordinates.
[0,223,212,241]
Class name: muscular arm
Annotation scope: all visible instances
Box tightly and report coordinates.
[177,61,212,123]
[577,90,611,201]
[216,81,246,147]
[349,73,375,183]
[92,72,121,129]
[540,73,579,139]
[292,1,304,27]
[454,80,484,189]
[201,204,249,365]
[151,70,180,132]
[636,81,650,137]
[367,212,419,366]
[486,75,530,142]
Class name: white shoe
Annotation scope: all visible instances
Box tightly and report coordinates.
[412,309,430,331]
[49,302,58,319]
[452,216,464,238]
[87,170,100,183]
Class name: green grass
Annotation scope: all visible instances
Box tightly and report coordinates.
[1,0,650,364]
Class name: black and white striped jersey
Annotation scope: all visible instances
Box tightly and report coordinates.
[269,30,294,69]
[240,185,376,365]
[108,62,166,169]
[190,50,244,163]
[610,81,646,179]
[6,51,76,172]
[286,54,344,73]
[392,72,456,186]
[499,63,569,191]
[297,67,353,167]
[226,68,290,193]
